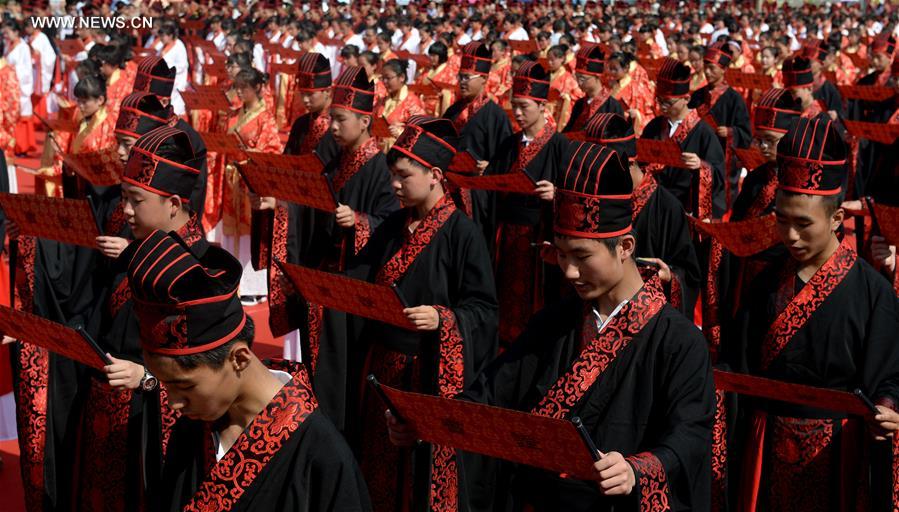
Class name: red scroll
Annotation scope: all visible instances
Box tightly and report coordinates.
[687,213,780,257]
[843,120,899,145]
[277,262,415,330]
[0,306,111,370]
[61,146,123,186]
[376,383,600,480]
[636,138,684,168]
[733,147,768,170]
[446,171,537,194]
[0,193,101,248]
[714,370,875,417]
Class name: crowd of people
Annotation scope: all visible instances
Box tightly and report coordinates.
[1,0,899,511]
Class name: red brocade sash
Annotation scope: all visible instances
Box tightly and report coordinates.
[531,274,672,511]
[374,197,463,511]
[184,366,318,512]
[761,239,856,371]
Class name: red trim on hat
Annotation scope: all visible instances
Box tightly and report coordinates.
[392,145,438,171]
[554,224,633,239]
[121,107,169,124]
[136,71,175,82]
[130,147,202,174]
[121,176,194,203]
[149,312,248,356]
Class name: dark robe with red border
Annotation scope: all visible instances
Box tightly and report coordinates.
[563,94,625,133]
[160,361,371,512]
[465,273,714,511]
[349,196,498,512]
[726,241,899,512]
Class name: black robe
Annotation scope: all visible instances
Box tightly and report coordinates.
[160,363,371,512]
[725,246,899,511]
[689,85,752,210]
[283,110,339,163]
[173,117,209,221]
[632,177,702,314]
[442,96,513,231]
[641,113,727,219]
[814,78,846,119]
[299,139,400,432]
[485,130,569,344]
[563,94,625,133]
[349,200,498,512]
[848,71,897,198]
[466,284,715,511]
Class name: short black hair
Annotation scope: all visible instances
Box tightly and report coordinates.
[428,42,448,64]
[171,316,255,370]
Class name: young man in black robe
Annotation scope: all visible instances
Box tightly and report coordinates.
[848,34,897,198]
[251,52,338,360]
[267,65,398,432]
[803,39,845,121]
[782,55,831,121]
[485,61,568,346]
[131,56,208,219]
[726,116,899,511]
[585,112,701,314]
[690,40,752,211]
[122,229,371,512]
[351,115,498,512]
[563,43,624,133]
[389,140,715,511]
[442,41,512,225]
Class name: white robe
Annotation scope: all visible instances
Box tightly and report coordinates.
[161,39,189,115]
[7,40,34,117]
[29,31,56,96]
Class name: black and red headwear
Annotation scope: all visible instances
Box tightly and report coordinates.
[655,57,692,99]
[331,65,374,115]
[126,230,246,356]
[115,92,171,138]
[584,112,636,161]
[389,115,459,170]
[512,61,550,102]
[781,56,814,89]
[132,56,176,98]
[871,33,897,59]
[776,116,847,196]
[554,141,633,239]
[459,41,492,76]
[575,43,606,77]
[802,39,829,63]
[753,88,802,134]
[296,52,332,92]
[123,125,203,202]
[704,40,733,69]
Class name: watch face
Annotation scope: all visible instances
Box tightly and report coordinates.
[143,376,159,392]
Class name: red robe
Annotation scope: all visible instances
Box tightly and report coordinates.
[40,106,116,197]
[613,71,656,135]
[416,62,456,116]
[0,60,20,153]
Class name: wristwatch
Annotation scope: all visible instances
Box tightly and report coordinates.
[139,367,159,392]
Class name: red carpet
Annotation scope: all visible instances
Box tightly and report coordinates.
[0,439,24,512]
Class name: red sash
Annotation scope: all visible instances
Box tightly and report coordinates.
[531,273,667,418]
[374,197,463,512]
[631,174,658,221]
[511,124,554,177]
[184,366,318,512]
[761,239,856,370]
[450,92,490,132]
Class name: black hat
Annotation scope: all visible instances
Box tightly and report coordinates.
[584,112,636,161]
[554,141,633,239]
[655,57,691,98]
[704,40,733,68]
[777,116,847,196]
[123,125,203,202]
[115,92,170,138]
[331,65,374,115]
[296,52,332,91]
[133,56,176,98]
[871,32,897,59]
[575,43,606,76]
[753,88,801,134]
[512,61,550,102]
[802,39,829,63]
[459,41,492,76]
[126,230,246,356]
[389,115,459,171]
[782,56,813,89]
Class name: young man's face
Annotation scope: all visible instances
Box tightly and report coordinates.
[576,73,601,95]
[329,108,369,147]
[511,97,544,132]
[116,134,138,164]
[755,129,785,161]
[703,61,724,84]
[555,235,632,301]
[389,157,440,208]
[872,52,892,72]
[658,96,687,119]
[121,182,180,239]
[145,350,242,422]
[457,73,486,100]
[301,90,330,113]
[774,191,843,264]
[789,86,813,108]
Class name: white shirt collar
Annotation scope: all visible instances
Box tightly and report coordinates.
[591,299,629,332]
[213,369,292,462]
